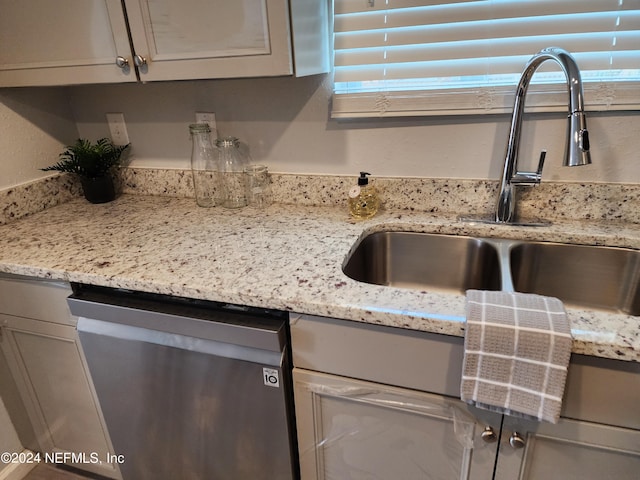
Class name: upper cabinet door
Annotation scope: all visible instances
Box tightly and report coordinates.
[123,0,295,81]
[0,0,136,86]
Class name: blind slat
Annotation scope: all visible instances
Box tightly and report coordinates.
[335,32,640,68]
[335,0,626,16]
[335,0,483,16]
[335,52,640,84]
[335,0,631,33]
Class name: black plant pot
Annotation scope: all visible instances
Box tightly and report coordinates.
[80,175,116,204]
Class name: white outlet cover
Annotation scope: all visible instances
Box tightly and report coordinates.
[106,112,130,145]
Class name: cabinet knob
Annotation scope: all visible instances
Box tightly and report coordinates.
[115,56,129,69]
[481,426,498,443]
[134,55,148,67]
[509,431,526,449]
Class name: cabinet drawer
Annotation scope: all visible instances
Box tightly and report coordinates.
[0,274,74,325]
[563,354,640,430]
[291,313,465,397]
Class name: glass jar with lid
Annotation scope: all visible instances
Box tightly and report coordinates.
[189,123,218,207]
[215,136,249,208]
[244,164,272,208]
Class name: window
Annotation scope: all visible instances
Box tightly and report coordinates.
[332,0,640,117]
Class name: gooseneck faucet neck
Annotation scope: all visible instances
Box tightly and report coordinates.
[495,47,591,224]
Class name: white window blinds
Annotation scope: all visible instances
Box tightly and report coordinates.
[332,0,640,117]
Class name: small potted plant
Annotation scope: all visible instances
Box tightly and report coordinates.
[42,138,130,204]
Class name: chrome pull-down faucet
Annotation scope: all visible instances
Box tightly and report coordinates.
[495,47,591,224]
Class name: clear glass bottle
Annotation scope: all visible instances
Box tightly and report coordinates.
[189,123,218,207]
[215,136,249,209]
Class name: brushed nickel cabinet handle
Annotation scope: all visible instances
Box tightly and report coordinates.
[481,426,498,443]
[115,56,129,69]
[134,55,147,67]
[509,431,526,449]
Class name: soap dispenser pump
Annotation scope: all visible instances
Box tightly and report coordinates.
[348,172,380,219]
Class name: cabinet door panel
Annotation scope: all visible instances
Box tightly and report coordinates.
[144,0,270,58]
[294,368,499,480]
[124,0,293,81]
[0,0,135,86]
[0,316,119,478]
[496,417,640,480]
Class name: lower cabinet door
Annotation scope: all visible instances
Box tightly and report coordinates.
[293,368,500,480]
[0,314,120,479]
[495,416,640,480]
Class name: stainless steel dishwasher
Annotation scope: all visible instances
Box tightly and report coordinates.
[68,284,298,480]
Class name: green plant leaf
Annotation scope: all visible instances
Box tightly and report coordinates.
[41,138,130,179]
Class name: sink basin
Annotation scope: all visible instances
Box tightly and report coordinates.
[344,231,640,315]
[511,242,640,315]
[342,232,502,293]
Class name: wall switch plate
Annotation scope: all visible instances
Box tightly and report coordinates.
[106,112,130,145]
[195,112,217,138]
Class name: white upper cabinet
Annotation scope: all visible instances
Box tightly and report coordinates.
[0,0,329,87]
[0,0,135,86]
[126,0,292,81]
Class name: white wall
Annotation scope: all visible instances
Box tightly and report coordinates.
[1,75,638,191]
[69,74,640,184]
[0,88,78,189]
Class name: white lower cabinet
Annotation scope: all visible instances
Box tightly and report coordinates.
[291,314,640,480]
[294,368,500,480]
[0,275,119,479]
[495,416,640,480]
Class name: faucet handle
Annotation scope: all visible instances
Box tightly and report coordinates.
[536,150,546,175]
[512,150,546,185]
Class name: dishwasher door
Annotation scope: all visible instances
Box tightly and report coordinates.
[69,286,297,480]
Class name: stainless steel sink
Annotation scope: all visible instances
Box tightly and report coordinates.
[342,232,502,293]
[511,242,640,315]
[343,231,640,315]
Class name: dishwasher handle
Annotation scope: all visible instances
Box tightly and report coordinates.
[77,317,284,367]
[68,294,287,353]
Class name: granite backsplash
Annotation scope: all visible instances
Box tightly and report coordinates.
[2,167,639,226]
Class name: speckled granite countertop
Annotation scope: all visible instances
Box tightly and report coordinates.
[0,193,638,362]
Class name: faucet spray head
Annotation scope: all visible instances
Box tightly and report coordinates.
[565,111,591,167]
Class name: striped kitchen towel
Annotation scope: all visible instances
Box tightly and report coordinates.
[461,290,572,423]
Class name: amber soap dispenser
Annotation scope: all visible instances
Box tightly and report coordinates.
[348,172,380,219]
